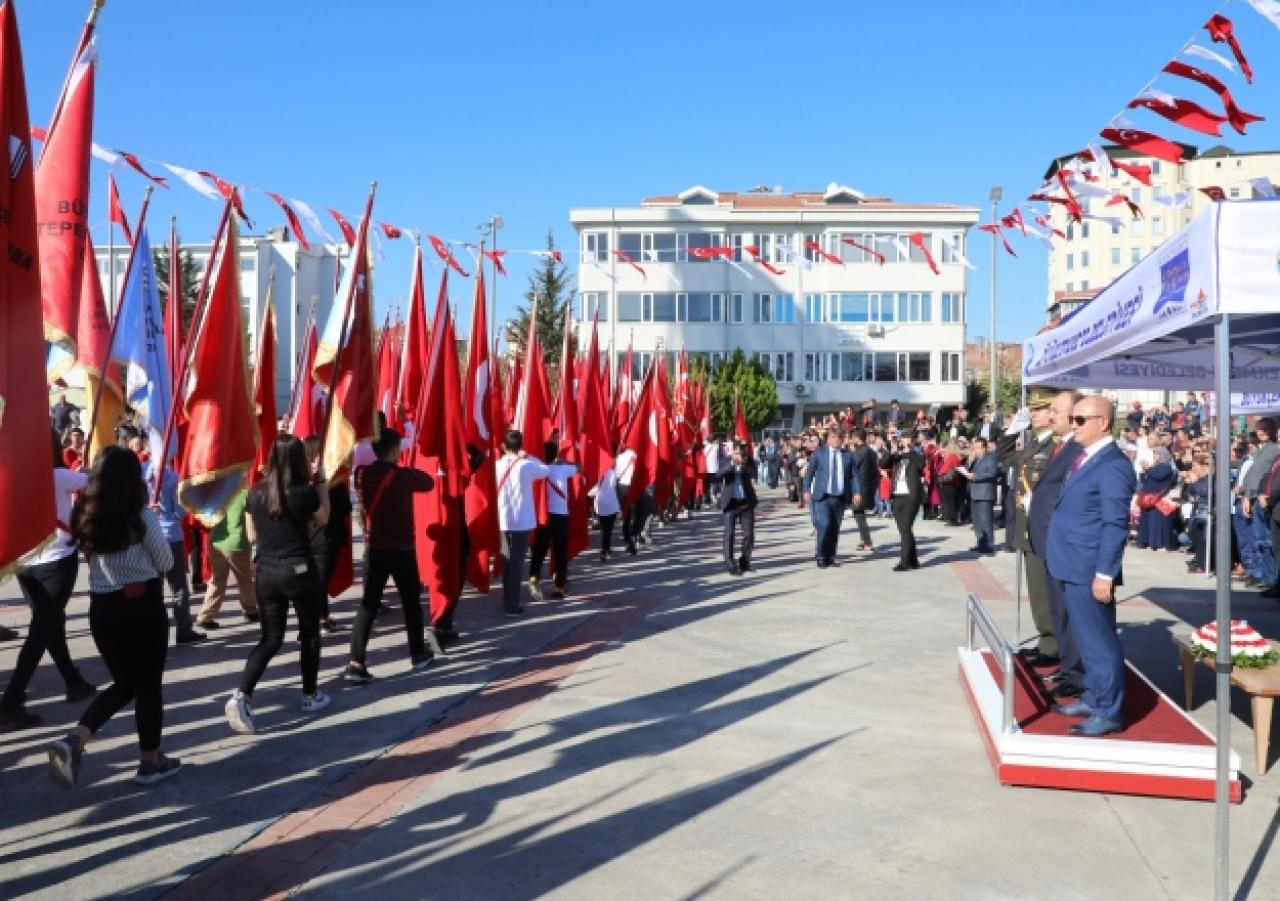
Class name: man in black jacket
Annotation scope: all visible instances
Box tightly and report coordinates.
[717,442,758,576]
[882,433,926,570]
[849,429,881,551]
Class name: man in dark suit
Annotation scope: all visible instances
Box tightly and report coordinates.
[1027,390,1086,697]
[803,429,859,568]
[882,433,926,571]
[849,429,881,551]
[964,437,1000,553]
[717,442,758,576]
[1045,395,1136,736]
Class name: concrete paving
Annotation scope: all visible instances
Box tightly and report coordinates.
[2,491,1280,899]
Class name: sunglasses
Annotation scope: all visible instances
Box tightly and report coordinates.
[1070,414,1103,426]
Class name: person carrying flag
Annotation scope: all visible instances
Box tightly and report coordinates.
[495,430,550,616]
[528,441,580,600]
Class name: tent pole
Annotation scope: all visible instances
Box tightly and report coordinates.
[1014,383,1026,642]
[1212,313,1232,901]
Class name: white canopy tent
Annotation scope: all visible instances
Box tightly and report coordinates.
[1022,200,1280,901]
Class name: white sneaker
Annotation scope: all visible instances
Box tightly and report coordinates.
[301,690,331,714]
[527,578,544,602]
[225,691,254,734]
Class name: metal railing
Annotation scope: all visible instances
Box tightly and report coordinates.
[966,593,1016,734]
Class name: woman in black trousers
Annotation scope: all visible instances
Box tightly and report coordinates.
[304,435,352,631]
[1,429,96,728]
[47,447,180,788]
[225,435,330,735]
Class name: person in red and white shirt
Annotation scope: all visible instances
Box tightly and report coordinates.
[494,430,549,616]
[528,441,579,600]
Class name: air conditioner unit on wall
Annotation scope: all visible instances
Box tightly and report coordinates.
[794,383,808,396]
[867,324,885,337]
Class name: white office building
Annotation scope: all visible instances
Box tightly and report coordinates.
[94,227,343,409]
[570,185,981,430]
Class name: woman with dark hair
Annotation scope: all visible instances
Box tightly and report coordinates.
[1,430,96,729]
[47,446,179,788]
[1137,446,1180,551]
[224,435,330,734]
[303,435,352,632]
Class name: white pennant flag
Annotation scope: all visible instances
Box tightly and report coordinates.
[292,199,339,245]
[775,242,813,271]
[90,142,119,166]
[1065,177,1111,199]
[587,258,617,282]
[1085,141,1114,174]
[940,234,976,270]
[1244,0,1280,31]
[1250,177,1277,198]
[161,163,222,201]
[1135,87,1178,107]
[727,258,755,280]
[1153,189,1191,208]
[1182,42,1236,72]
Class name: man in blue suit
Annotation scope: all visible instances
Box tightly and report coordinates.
[963,437,1000,553]
[803,428,859,569]
[1045,395,1137,737]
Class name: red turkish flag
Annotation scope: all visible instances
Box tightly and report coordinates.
[35,43,94,375]
[505,351,522,429]
[327,208,356,246]
[803,239,843,266]
[620,361,657,507]
[199,171,252,226]
[178,213,258,525]
[379,221,403,239]
[463,268,501,592]
[1206,14,1252,84]
[689,246,733,260]
[0,0,55,573]
[514,299,552,525]
[613,340,634,439]
[734,391,752,458]
[651,353,675,508]
[1200,186,1227,201]
[907,232,941,275]
[576,315,614,489]
[1111,159,1153,186]
[265,192,311,249]
[553,312,591,561]
[117,151,168,188]
[374,316,400,429]
[251,302,278,484]
[978,223,1017,257]
[1099,127,1188,165]
[428,234,469,276]
[480,247,508,276]
[744,244,786,275]
[397,244,429,437]
[841,237,885,264]
[108,172,132,245]
[1129,95,1228,138]
[289,320,323,438]
[1162,61,1264,135]
[613,247,647,279]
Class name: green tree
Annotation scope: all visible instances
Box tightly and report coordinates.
[966,374,1022,414]
[506,230,574,364]
[153,247,200,334]
[708,349,777,435]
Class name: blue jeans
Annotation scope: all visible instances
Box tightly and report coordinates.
[1252,505,1277,584]
[1234,510,1263,580]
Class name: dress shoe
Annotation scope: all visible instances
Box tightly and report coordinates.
[738,558,752,572]
[1069,715,1124,737]
[1261,584,1280,599]
[826,558,841,567]
[1027,652,1060,668]
[727,564,742,576]
[892,563,910,572]
[816,559,829,569]
[1048,681,1083,699]
[1053,701,1094,718]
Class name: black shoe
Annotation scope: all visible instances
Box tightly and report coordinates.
[1027,652,1060,668]
[727,564,741,576]
[826,558,841,567]
[196,619,220,630]
[1048,681,1083,699]
[626,542,638,556]
[0,705,42,730]
[817,559,830,569]
[64,679,97,704]
[504,606,525,618]
[0,625,18,641]
[244,613,260,623]
[892,563,910,572]
[190,581,207,593]
[738,558,752,572]
[343,664,374,684]
[435,627,461,646]
[176,629,207,645]
[600,552,608,562]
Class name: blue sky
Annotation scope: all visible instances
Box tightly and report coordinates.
[19,0,1280,345]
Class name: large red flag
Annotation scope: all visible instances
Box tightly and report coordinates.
[554,312,590,560]
[651,353,675,508]
[313,188,378,478]
[0,0,53,574]
[75,229,121,463]
[396,244,428,437]
[289,321,322,438]
[576,315,614,488]
[620,361,657,507]
[250,294,278,484]
[412,270,468,622]
[734,391,752,457]
[463,269,501,592]
[37,40,95,380]
[108,172,132,245]
[374,314,400,429]
[504,344,522,426]
[613,340,634,440]
[177,214,257,525]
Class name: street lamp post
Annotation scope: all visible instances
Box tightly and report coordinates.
[989,186,1003,407]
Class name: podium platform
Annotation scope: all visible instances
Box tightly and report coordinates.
[960,595,1241,803]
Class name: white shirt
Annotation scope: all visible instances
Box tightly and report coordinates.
[827,447,843,495]
[545,463,577,516]
[702,443,720,475]
[615,448,637,486]
[591,469,621,516]
[353,441,377,470]
[24,468,90,566]
[495,454,550,532]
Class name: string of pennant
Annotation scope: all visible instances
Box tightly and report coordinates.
[978,0,1280,261]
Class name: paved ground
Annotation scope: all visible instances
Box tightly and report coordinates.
[2,492,1280,899]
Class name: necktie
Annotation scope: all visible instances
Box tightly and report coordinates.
[1067,451,1085,479]
[829,449,837,494]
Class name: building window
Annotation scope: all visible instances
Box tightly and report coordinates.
[683,231,723,262]
[1151,214,1164,235]
[1065,223,1074,241]
[1130,188,1142,205]
[651,292,677,322]
[1111,221,1122,236]
[1080,251,1089,268]
[896,292,931,323]
[618,232,643,261]
[755,352,794,382]
[583,231,610,263]
[580,292,608,321]
[1111,247,1121,265]
[828,352,865,382]
[830,293,870,323]
[775,293,795,324]
[1152,161,1162,175]
[755,293,773,323]
[1066,282,1074,292]
[1130,217,1144,236]
[242,257,257,272]
[1065,253,1074,271]
[940,292,964,323]
[1230,187,1241,198]
[873,353,898,382]
[941,352,962,382]
[618,292,642,321]
[730,293,745,323]
[1081,280,1090,291]
[1131,247,1141,264]
[1081,222,1090,239]
[939,232,964,264]
[802,233,821,263]
[900,352,931,382]
[686,292,721,322]
[730,233,750,263]
[804,351,825,381]
[805,293,824,322]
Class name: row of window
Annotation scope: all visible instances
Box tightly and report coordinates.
[614,350,963,385]
[584,230,966,265]
[581,292,965,325]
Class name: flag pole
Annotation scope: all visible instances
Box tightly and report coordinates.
[150,196,234,502]
[86,185,152,457]
[317,182,377,474]
[42,0,104,150]
[107,212,116,319]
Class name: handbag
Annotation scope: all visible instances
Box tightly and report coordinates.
[1136,491,1162,510]
[1155,497,1179,517]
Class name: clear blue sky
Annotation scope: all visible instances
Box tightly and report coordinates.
[19,0,1280,344]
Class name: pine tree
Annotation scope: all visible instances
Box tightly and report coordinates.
[153,247,201,333]
[708,349,778,433]
[506,229,574,364]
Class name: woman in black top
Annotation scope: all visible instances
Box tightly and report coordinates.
[224,435,330,735]
[304,435,353,632]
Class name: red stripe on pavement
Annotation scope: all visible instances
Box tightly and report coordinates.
[165,594,664,901]
[950,559,1012,601]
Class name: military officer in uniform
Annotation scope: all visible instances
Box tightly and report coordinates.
[997,387,1062,667]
